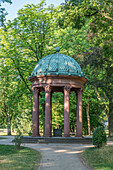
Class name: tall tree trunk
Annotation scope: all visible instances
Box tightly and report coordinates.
[86,101,91,136]
[30,95,33,133]
[108,97,113,137]
[7,114,11,135]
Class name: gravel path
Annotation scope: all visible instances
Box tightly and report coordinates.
[0,136,94,170]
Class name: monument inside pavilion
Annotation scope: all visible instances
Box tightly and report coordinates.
[28,47,87,137]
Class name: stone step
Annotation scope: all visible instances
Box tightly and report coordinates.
[22,136,92,144]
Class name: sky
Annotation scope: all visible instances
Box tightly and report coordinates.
[2,0,65,21]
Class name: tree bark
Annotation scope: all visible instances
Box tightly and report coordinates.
[7,114,11,135]
[86,101,91,135]
[108,97,113,137]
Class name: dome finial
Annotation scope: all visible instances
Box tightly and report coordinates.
[56,46,60,53]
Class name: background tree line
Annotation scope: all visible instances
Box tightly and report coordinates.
[0,0,112,136]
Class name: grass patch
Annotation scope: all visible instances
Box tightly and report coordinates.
[107,137,113,141]
[0,145,41,170]
[81,145,113,170]
[0,137,6,140]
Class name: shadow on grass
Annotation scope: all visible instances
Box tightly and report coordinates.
[0,145,24,155]
[0,144,41,170]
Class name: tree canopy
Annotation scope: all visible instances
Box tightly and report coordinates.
[0,0,12,26]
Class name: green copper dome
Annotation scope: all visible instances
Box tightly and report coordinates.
[29,47,86,78]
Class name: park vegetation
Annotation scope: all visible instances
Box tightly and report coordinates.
[82,146,113,170]
[0,144,41,170]
[93,126,107,148]
[0,0,113,136]
[0,0,12,27]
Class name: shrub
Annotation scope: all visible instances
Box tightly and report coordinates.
[93,126,107,148]
[28,131,32,136]
[13,132,23,150]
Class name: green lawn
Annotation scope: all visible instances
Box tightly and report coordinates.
[81,145,113,170]
[108,137,113,141]
[0,145,41,170]
[0,138,6,140]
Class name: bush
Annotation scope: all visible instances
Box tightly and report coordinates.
[13,132,23,150]
[93,126,107,148]
[28,131,32,136]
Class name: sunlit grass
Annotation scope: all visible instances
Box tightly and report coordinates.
[81,145,113,170]
[0,145,41,170]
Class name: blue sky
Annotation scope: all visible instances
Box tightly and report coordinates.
[2,0,65,21]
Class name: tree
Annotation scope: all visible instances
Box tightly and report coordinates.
[0,0,12,26]
[0,1,58,135]
[62,0,113,136]
[0,58,24,135]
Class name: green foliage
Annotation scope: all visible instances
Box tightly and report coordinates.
[52,92,64,130]
[63,0,113,136]
[0,58,22,135]
[0,0,12,26]
[0,1,55,134]
[13,132,23,150]
[82,146,113,170]
[93,126,107,148]
[28,131,32,136]
[82,85,108,135]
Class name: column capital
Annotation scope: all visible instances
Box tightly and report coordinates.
[45,85,51,93]
[32,87,40,93]
[76,88,83,94]
[64,86,71,93]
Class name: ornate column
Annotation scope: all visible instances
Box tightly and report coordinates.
[45,85,51,137]
[64,86,70,137]
[32,87,40,137]
[76,88,83,137]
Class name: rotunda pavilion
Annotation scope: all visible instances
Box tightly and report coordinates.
[28,47,87,137]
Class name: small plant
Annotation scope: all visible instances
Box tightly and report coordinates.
[93,126,107,148]
[13,132,23,150]
[28,131,32,136]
